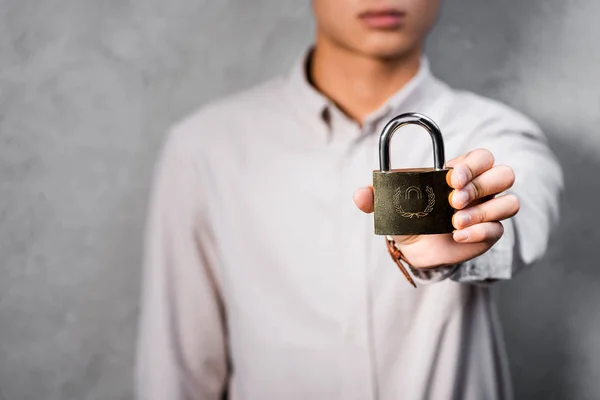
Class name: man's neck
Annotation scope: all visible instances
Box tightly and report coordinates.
[309,39,422,125]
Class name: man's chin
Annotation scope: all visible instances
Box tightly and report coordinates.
[358,40,421,62]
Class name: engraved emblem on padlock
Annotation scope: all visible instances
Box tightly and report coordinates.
[373,112,455,235]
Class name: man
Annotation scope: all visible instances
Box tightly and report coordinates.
[136,1,563,399]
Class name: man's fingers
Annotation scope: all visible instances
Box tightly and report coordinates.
[447,149,495,190]
[445,153,467,168]
[453,221,504,244]
[450,164,515,209]
[452,194,520,230]
[353,186,374,213]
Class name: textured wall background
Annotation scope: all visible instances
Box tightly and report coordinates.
[428,2,600,399]
[0,0,598,399]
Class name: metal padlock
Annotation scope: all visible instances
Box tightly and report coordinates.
[373,112,455,235]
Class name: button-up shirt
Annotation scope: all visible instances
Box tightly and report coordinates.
[135,51,563,400]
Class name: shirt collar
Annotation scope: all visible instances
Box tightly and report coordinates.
[286,48,332,119]
[286,47,436,126]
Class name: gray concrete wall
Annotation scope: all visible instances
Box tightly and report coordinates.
[428,2,600,399]
[0,1,598,399]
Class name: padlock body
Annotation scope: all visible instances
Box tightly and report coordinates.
[373,168,455,235]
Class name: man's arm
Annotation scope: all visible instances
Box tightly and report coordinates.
[450,122,564,283]
[353,111,563,284]
[135,130,228,400]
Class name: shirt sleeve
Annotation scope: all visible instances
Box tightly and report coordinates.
[405,111,563,286]
[450,114,564,284]
[135,129,228,400]
[403,260,461,285]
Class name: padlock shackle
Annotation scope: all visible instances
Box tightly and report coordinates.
[379,112,445,172]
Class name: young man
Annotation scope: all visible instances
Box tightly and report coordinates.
[136,1,563,399]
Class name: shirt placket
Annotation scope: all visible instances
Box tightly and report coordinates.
[328,110,377,400]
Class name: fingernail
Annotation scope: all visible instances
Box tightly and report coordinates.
[454,230,470,242]
[454,167,468,188]
[453,212,471,229]
[452,190,469,208]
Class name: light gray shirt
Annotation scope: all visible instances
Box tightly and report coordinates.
[135,52,563,400]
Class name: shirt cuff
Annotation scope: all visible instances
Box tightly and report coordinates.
[394,218,516,286]
[450,218,516,285]
[403,260,461,285]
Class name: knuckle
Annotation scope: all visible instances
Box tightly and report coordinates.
[469,180,482,200]
[473,225,488,242]
[496,222,505,237]
[465,164,475,182]
[477,207,487,224]
[498,193,520,218]
[488,222,504,240]
[456,163,474,184]
[486,150,495,166]
[497,164,516,187]
[507,194,520,214]
[474,222,503,242]
[476,148,495,167]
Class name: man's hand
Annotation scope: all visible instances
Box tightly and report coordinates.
[353,149,520,269]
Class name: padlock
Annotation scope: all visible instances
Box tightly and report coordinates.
[373,112,455,235]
